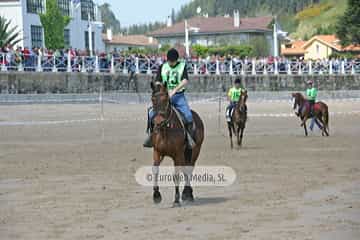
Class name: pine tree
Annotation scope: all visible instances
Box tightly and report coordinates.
[336,0,360,45]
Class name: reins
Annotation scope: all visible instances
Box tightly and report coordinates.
[152,91,175,131]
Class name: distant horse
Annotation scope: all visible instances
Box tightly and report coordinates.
[227,90,248,149]
[292,92,329,136]
[150,81,204,206]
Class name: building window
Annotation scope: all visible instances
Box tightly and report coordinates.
[81,0,95,21]
[27,0,44,14]
[57,0,70,16]
[31,25,43,48]
[64,29,70,47]
[84,31,95,51]
[316,44,320,53]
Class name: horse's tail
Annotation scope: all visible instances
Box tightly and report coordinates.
[321,103,329,132]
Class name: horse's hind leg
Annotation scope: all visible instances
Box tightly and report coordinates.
[316,117,327,136]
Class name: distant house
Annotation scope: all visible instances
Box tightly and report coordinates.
[103,32,158,52]
[0,0,104,51]
[281,35,360,59]
[148,14,274,55]
[281,40,306,59]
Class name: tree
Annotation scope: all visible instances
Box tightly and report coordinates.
[0,16,21,48]
[99,3,121,34]
[39,0,70,49]
[336,0,360,46]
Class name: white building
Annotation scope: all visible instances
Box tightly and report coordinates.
[0,0,104,51]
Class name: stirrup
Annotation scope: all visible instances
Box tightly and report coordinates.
[186,132,196,149]
[143,135,153,148]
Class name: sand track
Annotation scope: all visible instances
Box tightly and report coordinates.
[0,101,359,240]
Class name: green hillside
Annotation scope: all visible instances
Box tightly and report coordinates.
[291,0,347,39]
[99,0,347,37]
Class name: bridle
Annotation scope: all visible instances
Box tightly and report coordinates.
[237,92,247,113]
[293,94,304,115]
[152,91,173,131]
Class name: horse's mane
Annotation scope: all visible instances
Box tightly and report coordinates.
[293,92,305,99]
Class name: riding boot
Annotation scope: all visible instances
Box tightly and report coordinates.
[185,122,196,149]
[143,124,153,148]
[143,134,153,148]
[226,106,232,122]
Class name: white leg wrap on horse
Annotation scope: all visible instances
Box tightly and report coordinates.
[152,166,159,187]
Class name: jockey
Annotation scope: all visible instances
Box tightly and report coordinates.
[143,48,195,148]
[306,80,318,116]
[226,78,246,122]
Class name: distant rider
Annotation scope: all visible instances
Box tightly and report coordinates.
[306,80,318,116]
[226,78,246,122]
[143,48,195,148]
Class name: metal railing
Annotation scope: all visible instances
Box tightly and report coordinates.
[1,52,360,75]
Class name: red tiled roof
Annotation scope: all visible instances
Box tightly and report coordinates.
[282,40,307,56]
[149,16,273,36]
[342,44,360,52]
[303,35,343,51]
[302,35,360,52]
[103,34,158,47]
[281,35,360,56]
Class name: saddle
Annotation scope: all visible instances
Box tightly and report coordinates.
[171,106,196,132]
[226,104,247,122]
[171,106,196,148]
[301,102,320,117]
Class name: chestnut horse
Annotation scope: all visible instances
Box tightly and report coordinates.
[292,92,329,136]
[150,81,204,206]
[227,90,248,149]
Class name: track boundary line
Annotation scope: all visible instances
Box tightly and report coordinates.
[1,111,359,126]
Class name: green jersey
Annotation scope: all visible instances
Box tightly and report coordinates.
[161,61,186,92]
[306,87,318,101]
[228,87,244,102]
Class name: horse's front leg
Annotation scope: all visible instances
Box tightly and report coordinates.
[239,126,245,147]
[172,164,181,207]
[300,115,308,127]
[182,165,194,202]
[153,151,162,204]
[303,120,308,136]
[236,124,241,148]
[228,122,234,149]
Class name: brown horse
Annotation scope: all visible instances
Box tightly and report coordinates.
[150,81,204,206]
[292,92,329,137]
[227,90,248,149]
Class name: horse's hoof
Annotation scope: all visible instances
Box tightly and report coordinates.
[182,187,194,202]
[153,191,162,204]
[172,201,181,208]
[182,193,194,202]
[183,195,194,202]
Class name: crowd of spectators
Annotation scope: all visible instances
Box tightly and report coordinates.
[1,44,360,75]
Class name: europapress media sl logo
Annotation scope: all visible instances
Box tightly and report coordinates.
[135,166,237,187]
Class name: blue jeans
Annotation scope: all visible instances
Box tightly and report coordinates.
[149,92,193,124]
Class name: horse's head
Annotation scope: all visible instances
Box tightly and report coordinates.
[150,81,171,129]
[292,92,304,115]
[237,90,248,112]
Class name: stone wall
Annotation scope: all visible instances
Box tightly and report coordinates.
[1,72,360,94]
